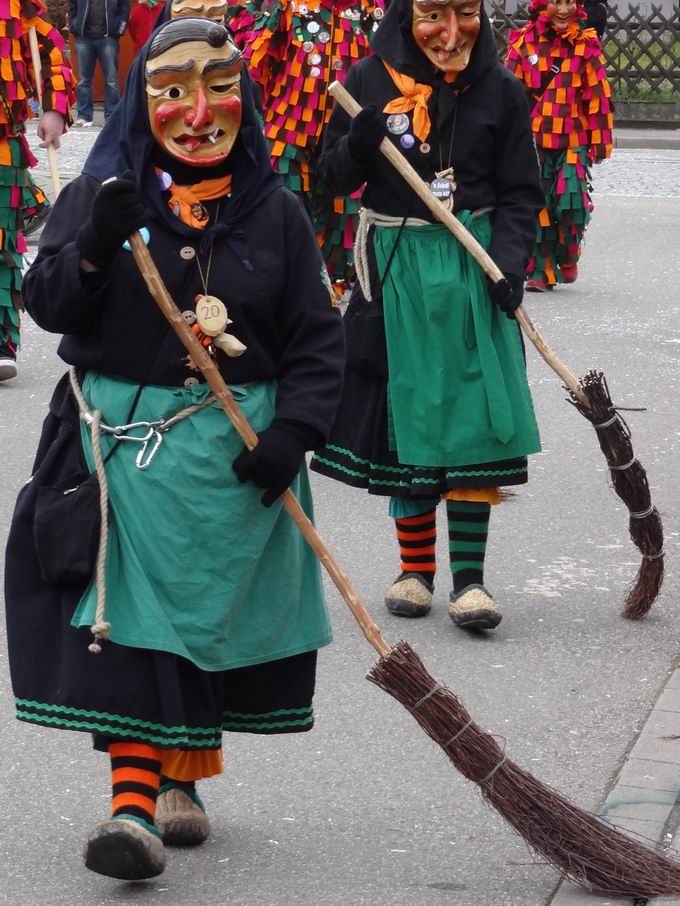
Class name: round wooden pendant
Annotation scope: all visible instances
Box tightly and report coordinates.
[195,294,229,337]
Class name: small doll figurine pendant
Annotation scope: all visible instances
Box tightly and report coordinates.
[194,294,247,358]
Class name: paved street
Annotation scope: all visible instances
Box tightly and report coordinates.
[0,128,679,906]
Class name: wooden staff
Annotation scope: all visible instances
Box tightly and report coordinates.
[28,26,62,197]
[128,232,391,659]
[328,80,588,407]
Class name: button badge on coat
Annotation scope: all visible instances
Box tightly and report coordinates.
[399,133,415,150]
[528,53,538,65]
[386,113,409,135]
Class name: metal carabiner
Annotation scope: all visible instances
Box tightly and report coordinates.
[112,421,157,444]
[135,430,164,470]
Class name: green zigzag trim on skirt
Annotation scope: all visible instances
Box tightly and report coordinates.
[312,444,529,497]
[15,699,315,743]
[16,698,222,747]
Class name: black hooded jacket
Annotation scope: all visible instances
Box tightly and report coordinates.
[22,20,344,440]
[317,2,544,276]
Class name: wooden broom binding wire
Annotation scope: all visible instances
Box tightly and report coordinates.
[326,82,664,620]
[130,233,680,898]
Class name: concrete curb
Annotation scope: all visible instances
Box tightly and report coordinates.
[615,128,680,151]
[550,667,680,905]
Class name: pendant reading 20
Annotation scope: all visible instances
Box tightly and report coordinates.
[195,294,229,337]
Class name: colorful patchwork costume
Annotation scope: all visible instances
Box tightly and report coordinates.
[0,0,74,375]
[228,0,385,290]
[504,0,613,289]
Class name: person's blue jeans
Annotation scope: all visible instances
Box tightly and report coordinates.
[74,36,120,122]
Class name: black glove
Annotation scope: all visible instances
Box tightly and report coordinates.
[348,105,385,163]
[77,170,147,270]
[232,419,322,508]
[488,273,524,319]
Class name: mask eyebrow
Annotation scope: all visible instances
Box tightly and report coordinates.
[146,59,196,78]
[202,55,242,76]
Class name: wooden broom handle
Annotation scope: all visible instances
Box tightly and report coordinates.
[28,26,62,198]
[329,81,588,406]
[129,232,392,658]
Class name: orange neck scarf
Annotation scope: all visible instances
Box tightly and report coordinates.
[382,62,433,143]
[158,171,233,229]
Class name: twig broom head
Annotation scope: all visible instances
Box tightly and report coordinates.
[567,370,664,618]
[368,641,680,899]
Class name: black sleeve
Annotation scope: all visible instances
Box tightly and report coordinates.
[274,191,345,440]
[316,64,372,197]
[118,0,131,26]
[22,175,111,335]
[488,76,545,277]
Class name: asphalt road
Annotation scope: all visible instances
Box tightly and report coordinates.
[0,145,679,906]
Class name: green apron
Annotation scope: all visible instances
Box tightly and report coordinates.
[374,212,541,468]
[73,374,332,672]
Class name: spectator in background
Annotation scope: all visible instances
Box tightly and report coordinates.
[128,0,165,53]
[44,0,70,41]
[69,0,130,125]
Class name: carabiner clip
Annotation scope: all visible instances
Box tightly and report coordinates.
[136,430,164,470]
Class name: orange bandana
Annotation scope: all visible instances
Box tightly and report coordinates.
[382,62,433,143]
[158,171,233,229]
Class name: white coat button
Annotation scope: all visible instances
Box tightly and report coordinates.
[182,310,196,325]
[180,246,196,260]
[184,376,199,388]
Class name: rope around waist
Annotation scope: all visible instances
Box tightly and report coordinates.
[354,206,494,301]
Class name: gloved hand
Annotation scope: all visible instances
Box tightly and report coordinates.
[232,419,322,507]
[77,170,147,270]
[488,273,524,319]
[348,105,385,163]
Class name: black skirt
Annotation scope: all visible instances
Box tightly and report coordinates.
[5,374,318,749]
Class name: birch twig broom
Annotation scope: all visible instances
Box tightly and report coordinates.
[129,232,680,899]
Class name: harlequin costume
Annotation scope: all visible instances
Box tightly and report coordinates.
[0,0,74,379]
[4,18,343,879]
[310,0,544,629]
[227,0,386,290]
[504,0,613,290]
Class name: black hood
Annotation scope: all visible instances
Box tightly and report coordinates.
[82,18,281,269]
[371,0,498,91]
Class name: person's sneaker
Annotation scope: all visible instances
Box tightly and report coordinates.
[0,339,17,382]
[156,783,210,847]
[560,264,578,284]
[75,118,94,128]
[448,584,502,630]
[83,816,166,879]
[526,278,553,293]
[384,572,433,617]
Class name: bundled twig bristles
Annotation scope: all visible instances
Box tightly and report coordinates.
[369,641,680,898]
[567,370,664,618]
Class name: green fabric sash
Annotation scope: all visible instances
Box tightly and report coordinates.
[374,213,541,468]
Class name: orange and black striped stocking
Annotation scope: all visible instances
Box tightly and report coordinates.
[109,742,162,834]
[394,510,437,581]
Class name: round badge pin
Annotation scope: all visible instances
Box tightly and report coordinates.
[310,66,321,77]
[318,30,330,43]
[332,59,343,71]
[529,53,538,65]
[307,20,320,33]
[373,6,384,18]
[386,113,409,135]
[430,178,452,200]
[310,53,321,64]
[156,169,173,191]
[302,40,314,52]
[400,134,415,150]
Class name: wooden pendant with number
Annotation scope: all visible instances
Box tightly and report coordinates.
[195,294,229,337]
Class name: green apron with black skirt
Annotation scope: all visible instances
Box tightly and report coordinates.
[73,373,332,672]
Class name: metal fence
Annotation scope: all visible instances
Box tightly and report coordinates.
[489,1,680,98]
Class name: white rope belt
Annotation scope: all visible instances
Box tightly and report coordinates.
[354,206,494,302]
